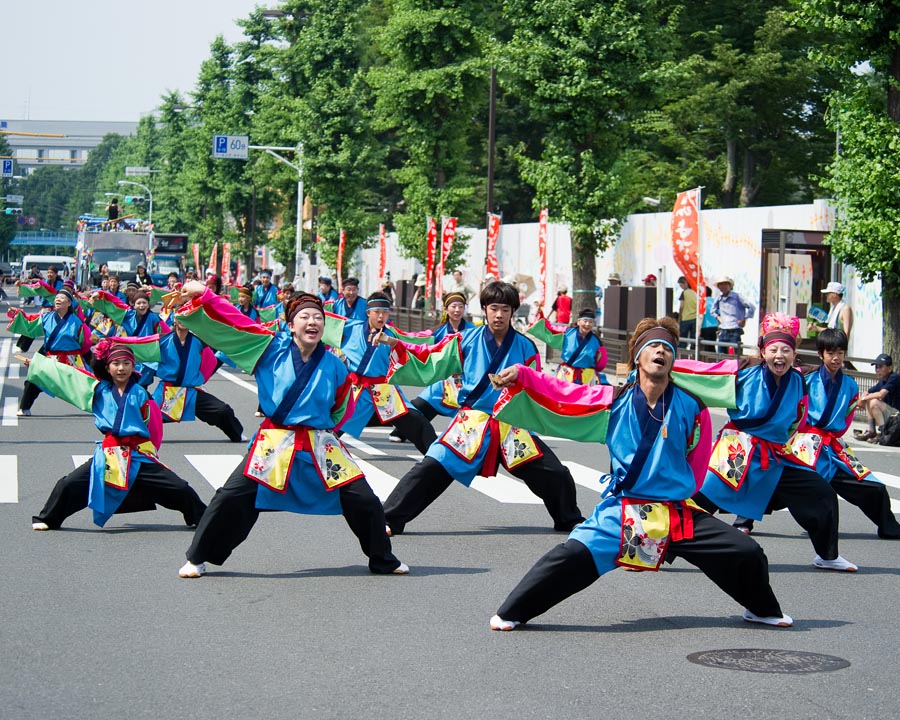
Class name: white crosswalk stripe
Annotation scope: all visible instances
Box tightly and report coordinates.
[1,444,895,514]
[0,456,18,503]
[185,454,244,490]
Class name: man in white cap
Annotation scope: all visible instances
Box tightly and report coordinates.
[813,281,853,342]
[712,276,755,354]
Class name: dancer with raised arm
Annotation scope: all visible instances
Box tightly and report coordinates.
[173,283,408,578]
[489,317,791,631]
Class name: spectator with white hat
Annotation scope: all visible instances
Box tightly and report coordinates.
[813,280,853,342]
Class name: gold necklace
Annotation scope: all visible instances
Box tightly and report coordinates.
[648,395,667,438]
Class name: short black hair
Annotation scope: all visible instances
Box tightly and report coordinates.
[366,291,392,305]
[480,281,520,310]
[816,328,848,353]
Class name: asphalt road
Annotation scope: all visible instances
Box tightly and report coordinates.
[1,315,899,720]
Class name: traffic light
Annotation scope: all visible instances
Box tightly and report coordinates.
[124,196,145,205]
[4,207,23,216]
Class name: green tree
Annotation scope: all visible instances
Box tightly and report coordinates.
[502,0,675,309]
[368,0,490,267]
[635,3,837,210]
[793,0,900,356]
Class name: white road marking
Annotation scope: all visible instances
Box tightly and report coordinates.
[214,367,258,394]
[185,454,244,490]
[73,455,92,466]
[566,461,608,493]
[354,458,400,502]
[2,398,18,427]
[340,434,386,457]
[0,455,17,503]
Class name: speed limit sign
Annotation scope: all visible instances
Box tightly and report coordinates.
[27,216,36,226]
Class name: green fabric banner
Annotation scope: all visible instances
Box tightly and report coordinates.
[28,352,97,413]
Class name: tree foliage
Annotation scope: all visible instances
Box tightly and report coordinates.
[793,0,900,354]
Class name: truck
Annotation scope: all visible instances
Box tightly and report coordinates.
[148,233,189,285]
[76,229,150,287]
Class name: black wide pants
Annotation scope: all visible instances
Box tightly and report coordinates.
[496,509,784,625]
[185,454,402,573]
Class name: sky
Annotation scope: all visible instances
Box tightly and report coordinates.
[0,0,260,123]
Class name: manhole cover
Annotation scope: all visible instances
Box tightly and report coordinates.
[687,649,850,674]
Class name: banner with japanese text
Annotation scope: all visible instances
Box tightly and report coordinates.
[207,242,218,277]
[538,207,548,308]
[337,229,346,293]
[425,217,437,303]
[436,216,457,301]
[671,189,705,313]
[221,243,231,285]
[486,213,501,280]
[378,224,386,281]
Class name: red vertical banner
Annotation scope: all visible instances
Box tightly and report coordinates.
[337,229,346,293]
[670,189,705,313]
[235,261,243,286]
[192,243,201,275]
[378,224,387,281]
[221,242,231,285]
[538,207,548,308]
[436,216,457,302]
[486,213,501,279]
[425,217,437,304]
[207,242,218,277]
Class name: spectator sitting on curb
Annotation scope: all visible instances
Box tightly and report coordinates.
[856,353,900,442]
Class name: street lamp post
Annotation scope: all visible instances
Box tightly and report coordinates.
[117,180,153,229]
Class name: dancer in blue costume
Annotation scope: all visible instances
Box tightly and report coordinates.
[490,316,791,631]
[174,284,408,578]
[555,308,609,385]
[332,276,368,321]
[337,292,437,455]
[382,282,585,535]
[143,316,245,442]
[252,270,279,309]
[738,329,900,539]
[695,313,859,572]
[30,339,206,530]
[388,290,473,443]
[10,283,92,416]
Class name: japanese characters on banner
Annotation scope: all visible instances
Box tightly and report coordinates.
[207,242,218,278]
[378,224,387,281]
[425,217,437,303]
[235,261,243,287]
[192,243,201,275]
[221,243,231,285]
[671,189,705,313]
[538,207,548,308]
[337,229,346,293]
[436,216,457,301]
[486,213,501,280]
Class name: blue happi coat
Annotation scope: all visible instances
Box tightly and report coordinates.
[425,325,540,485]
[570,380,709,573]
[699,362,806,520]
[333,296,368,322]
[88,377,162,527]
[416,317,472,414]
[338,320,414,437]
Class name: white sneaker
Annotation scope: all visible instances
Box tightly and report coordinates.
[392,563,410,575]
[388,436,405,443]
[490,614,520,631]
[742,609,794,627]
[17,409,31,417]
[254,411,264,417]
[32,522,49,531]
[385,524,393,537]
[178,561,207,578]
[813,555,858,572]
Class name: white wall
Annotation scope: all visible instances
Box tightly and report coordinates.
[351,200,881,358]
